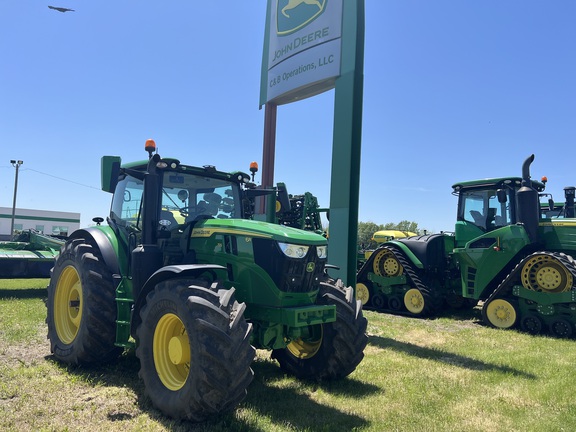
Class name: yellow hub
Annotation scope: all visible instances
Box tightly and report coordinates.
[521,255,572,293]
[54,266,83,344]
[373,250,403,277]
[485,299,517,329]
[356,283,370,306]
[404,288,425,314]
[154,313,190,391]
[287,325,323,359]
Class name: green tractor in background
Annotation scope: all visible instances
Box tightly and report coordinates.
[46,140,367,421]
[356,154,576,338]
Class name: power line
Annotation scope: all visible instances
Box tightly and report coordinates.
[23,168,100,191]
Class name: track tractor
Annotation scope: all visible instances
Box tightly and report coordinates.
[46,140,367,421]
[356,154,576,338]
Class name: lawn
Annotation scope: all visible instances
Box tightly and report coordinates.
[1,279,575,431]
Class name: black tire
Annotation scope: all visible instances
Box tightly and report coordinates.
[520,314,544,335]
[387,295,402,311]
[271,278,368,380]
[46,238,122,364]
[549,318,573,338]
[135,279,255,421]
[373,292,387,310]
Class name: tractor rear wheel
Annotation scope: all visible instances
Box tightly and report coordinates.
[135,279,254,421]
[521,253,574,293]
[46,238,122,364]
[271,278,368,380]
[372,249,403,277]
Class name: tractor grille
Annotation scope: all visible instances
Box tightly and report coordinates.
[466,267,477,296]
[253,239,325,293]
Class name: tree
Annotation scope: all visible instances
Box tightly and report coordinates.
[357,221,381,250]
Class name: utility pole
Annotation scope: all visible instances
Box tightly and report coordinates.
[10,160,23,240]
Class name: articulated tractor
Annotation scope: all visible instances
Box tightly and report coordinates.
[46,140,367,421]
[356,154,576,338]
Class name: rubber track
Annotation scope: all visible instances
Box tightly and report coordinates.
[372,245,439,317]
[483,251,576,334]
[485,251,576,302]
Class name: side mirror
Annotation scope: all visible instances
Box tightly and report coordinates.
[276,182,291,213]
[496,189,507,204]
[101,156,121,193]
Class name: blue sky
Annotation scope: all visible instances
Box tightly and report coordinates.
[1,1,574,233]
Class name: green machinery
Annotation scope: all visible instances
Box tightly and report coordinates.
[356,154,576,338]
[0,230,63,278]
[276,187,327,236]
[46,140,367,421]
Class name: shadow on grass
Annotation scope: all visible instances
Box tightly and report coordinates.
[46,350,374,431]
[45,352,186,429]
[229,358,373,431]
[0,288,47,299]
[369,335,536,379]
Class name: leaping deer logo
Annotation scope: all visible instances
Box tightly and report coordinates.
[281,0,323,18]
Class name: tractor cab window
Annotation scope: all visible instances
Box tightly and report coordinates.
[161,172,241,223]
[459,188,511,231]
[110,175,144,230]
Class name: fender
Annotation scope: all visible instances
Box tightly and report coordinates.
[386,240,424,269]
[130,264,226,337]
[69,227,120,275]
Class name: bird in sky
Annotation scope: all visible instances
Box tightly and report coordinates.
[48,6,75,13]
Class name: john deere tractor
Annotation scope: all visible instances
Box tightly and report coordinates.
[46,140,367,421]
[356,154,576,338]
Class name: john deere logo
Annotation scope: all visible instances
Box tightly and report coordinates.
[306,262,316,273]
[277,0,327,36]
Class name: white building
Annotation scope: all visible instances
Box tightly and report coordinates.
[0,207,80,240]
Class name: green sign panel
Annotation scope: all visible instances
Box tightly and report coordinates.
[260,0,343,106]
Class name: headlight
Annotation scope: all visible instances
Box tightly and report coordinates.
[316,245,327,259]
[278,242,309,259]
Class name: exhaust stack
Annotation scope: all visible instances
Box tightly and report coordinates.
[517,154,539,243]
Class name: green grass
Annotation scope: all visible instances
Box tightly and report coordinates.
[1,279,576,431]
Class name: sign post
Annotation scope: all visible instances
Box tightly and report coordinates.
[260,0,364,286]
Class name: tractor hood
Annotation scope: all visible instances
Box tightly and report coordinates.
[191,218,327,245]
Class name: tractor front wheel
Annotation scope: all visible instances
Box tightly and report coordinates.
[46,238,121,364]
[271,278,368,380]
[135,279,255,421]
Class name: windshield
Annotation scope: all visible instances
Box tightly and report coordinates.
[160,172,241,224]
[110,171,242,231]
[458,188,512,231]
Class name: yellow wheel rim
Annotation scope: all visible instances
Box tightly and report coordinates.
[287,325,323,359]
[404,288,425,314]
[486,299,517,329]
[54,266,83,344]
[154,313,190,391]
[356,283,370,306]
[373,250,403,277]
[521,255,572,293]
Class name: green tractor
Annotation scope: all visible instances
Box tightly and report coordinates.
[46,140,367,421]
[356,154,576,338]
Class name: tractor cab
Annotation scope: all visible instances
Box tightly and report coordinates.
[452,176,546,248]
